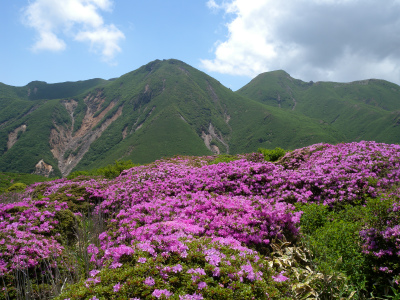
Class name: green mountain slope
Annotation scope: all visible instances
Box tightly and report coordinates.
[73,59,343,171]
[1,59,397,177]
[237,71,400,142]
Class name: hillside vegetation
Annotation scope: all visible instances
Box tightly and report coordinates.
[0,172,50,193]
[4,59,400,177]
[238,70,400,143]
[0,141,399,299]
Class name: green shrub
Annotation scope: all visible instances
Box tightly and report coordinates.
[296,203,329,235]
[68,160,138,180]
[297,202,377,294]
[258,147,287,162]
[310,220,367,283]
[208,154,240,165]
[54,209,77,246]
[5,182,27,193]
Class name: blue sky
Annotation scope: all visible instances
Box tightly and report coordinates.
[2,0,400,91]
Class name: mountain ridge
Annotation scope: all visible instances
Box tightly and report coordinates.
[237,67,400,143]
[0,59,399,176]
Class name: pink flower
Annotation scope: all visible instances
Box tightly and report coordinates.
[152,289,172,298]
[272,271,289,282]
[87,244,99,255]
[144,276,155,286]
[113,282,121,292]
[109,262,123,269]
[89,269,100,277]
[172,264,183,273]
[179,294,204,300]
[198,281,207,289]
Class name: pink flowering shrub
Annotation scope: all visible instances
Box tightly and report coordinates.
[54,237,288,299]
[359,194,400,286]
[0,200,69,274]
[2,141,400,298]
[0,199,75,299]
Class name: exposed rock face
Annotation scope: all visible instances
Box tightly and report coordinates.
[34,159,54,177]
[7,124,26,150]
[201,123,229,154]
[50,91,123,177]
[210,145,220,155]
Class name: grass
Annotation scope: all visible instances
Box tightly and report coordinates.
[0,172,51,194]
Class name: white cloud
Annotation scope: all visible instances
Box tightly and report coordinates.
[23,0,124,63]
[32,31,66,52]
[202,0,400,84]
[75,24,124,63]
[206,0,220,10]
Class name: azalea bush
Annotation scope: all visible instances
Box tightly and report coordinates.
[55,237,292,300]
[1,141,400,299]
[359,194,400,291]
[0,199,76,299]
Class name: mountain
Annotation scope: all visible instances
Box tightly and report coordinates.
[0,59,398,177]
[237,70,400,143]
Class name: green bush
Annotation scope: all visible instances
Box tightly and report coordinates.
[54,209,77,246]
[298,203,375,294]
[0,172,51,195]
[208,154,240,165]
[6,182,27,193]
[308,220,368,287]
[296,203,329,235]
[68,160,138,180]
[258,147,287,162]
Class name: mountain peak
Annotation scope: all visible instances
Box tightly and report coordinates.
[2,59,400,177]
[261,70,290,77]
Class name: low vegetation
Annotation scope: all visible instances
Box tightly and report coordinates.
[1,141,400,299]
[0,172,50,193]
[67,160,139,180]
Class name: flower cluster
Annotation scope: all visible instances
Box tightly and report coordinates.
[56,236,276,299]
[359,192,400,283]
[0,199,67,274]
[3,140,400,298]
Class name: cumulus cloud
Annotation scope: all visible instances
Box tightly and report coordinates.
[202,0,400,83]
[23,0,125,63]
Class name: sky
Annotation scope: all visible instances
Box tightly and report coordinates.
[1,0,400,91]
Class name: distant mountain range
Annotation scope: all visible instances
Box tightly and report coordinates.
[1,59,399,177]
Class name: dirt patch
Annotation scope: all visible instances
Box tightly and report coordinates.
[50,92,123,177]
[201,123,229,154]
[7,124,27,150]
[122,126,129,139]
[33,159,54,177]
[211,145,220,155]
